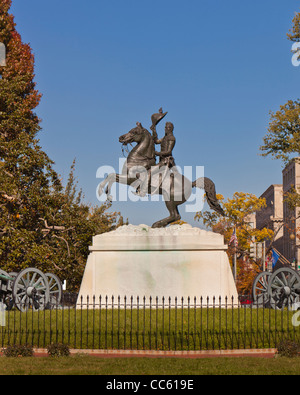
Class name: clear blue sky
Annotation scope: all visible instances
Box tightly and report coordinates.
[10,0,300,227]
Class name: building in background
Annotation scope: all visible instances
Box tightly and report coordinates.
[282,159,300,264]
[256,184,283,255]
[255,159,300,265]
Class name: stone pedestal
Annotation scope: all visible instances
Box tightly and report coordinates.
[77,224,238,305]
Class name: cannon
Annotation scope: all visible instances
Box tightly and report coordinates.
[252,265,300,309]
[0,268,63,312]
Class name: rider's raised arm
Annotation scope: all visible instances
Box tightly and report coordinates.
[150,125,162,145]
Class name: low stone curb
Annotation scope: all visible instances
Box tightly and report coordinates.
[32,348,277,358]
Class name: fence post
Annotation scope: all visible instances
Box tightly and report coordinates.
[168,297,171,351]
[136,296,139,350]
[174,297,177,351]
[111,295,114,350]
[118,295,120,350]
[124,296,127,350]
[149,296,152,350]
[143,296,146,351]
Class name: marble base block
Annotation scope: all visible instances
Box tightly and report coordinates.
[77,224,238,306]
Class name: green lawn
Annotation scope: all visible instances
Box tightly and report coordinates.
[1,306,299,351]
[0,355,299,375]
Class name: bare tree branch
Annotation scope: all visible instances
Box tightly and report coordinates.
[39,218,66,231]
[52,234,70,257]
[1,193,16,201]
[51,261,64,272]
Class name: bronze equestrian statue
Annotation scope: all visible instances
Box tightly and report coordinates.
[98,109,224,228]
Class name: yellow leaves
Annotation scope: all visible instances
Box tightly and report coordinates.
[195,191,273,251]
[170,219,188,226]
[196,191,267,228]
[237,260,260,295]
[283,187,300,211]
[232,221,273,249]
[252,227,273,243]
[223,192,266,224]
[287,11,300,42]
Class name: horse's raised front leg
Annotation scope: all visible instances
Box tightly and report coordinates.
[98,173,119,201]
[104,173,118,201]
[98,175,110,199]
[98,173,136,202]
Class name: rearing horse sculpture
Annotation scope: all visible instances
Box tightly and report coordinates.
[98,122,224,228]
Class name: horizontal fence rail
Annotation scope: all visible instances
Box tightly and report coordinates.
[1,294,300,351]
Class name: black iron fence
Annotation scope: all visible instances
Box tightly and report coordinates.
[1,294,300,351]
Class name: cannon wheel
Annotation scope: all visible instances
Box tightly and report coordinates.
[45,273,63,309]
[252,271,272,306]
[8,272,18,288]
[5,272,18,310]
[267,267,300,309]
[12,268,50,312]
[0,269,12,307]
[0,269,9,288]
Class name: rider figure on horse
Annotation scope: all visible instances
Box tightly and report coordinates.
[152,121,176,169]
[135,109,177,197]
[99,108,225,227]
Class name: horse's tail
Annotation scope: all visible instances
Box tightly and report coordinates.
[192,177,225,216]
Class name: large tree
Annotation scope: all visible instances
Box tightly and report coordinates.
[0,0,60,266]
[259,9,300,228]
[260,11,300,162]
[260,100,300,163]
[0,1,123,291]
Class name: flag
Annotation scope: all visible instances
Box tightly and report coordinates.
[229,228,238,247]
[265,253,272,271]
[271,248,280,268]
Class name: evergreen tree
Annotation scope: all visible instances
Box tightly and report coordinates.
[0,0,123,291]
[0,0,60,266]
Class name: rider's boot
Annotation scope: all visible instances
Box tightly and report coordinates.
[131,171,149,197]
[132,184,147,197]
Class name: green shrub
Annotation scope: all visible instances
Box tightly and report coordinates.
[3,344,33,357]
[277,340,300,358]
[47,343,70,357]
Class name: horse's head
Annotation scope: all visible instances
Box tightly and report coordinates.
[119,122,149,145]
[119,122,155,168]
